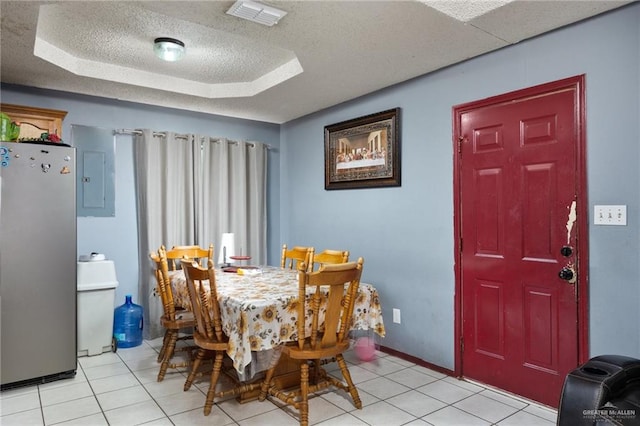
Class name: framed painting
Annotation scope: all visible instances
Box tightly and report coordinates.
[324,108,400,190]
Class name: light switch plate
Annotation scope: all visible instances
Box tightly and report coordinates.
[393,308,401,324]
[594,205,627,225]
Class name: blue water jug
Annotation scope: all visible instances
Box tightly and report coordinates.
[113,295,143,348]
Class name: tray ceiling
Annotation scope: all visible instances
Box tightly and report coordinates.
[0,1,631,123]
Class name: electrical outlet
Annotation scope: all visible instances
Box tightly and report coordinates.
[594,205,627,225]
[393,308,401,324]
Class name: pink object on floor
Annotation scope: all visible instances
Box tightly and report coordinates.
[354,337,376,362]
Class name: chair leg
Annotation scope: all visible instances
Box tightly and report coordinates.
[300,362,310,426]
[184,348,206,391]
[336,354,362,409]
[203,352,224,416]
[258,366,276,401]
[311,359,321,385]
[157,329,170,362]
[157,329,179,382]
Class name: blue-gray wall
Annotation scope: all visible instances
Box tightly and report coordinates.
[279,4,640,368]
[1,3,638,371]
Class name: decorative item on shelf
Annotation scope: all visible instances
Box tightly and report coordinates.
[41,132,61,142]
[18,131,63,144]
[0,113,20,141]
[0,103,67,140]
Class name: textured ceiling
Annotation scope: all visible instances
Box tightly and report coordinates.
[0,0,632,124]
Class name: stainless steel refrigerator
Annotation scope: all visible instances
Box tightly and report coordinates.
[1,141,77,389]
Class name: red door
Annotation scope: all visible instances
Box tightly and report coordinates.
[454,76,588,407]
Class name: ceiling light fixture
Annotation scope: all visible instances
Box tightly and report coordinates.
[153,37,185,62]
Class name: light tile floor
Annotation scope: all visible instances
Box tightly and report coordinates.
[0,338,557,425]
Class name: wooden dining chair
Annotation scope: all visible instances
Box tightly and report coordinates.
[312,249,349,270]
[150,246,196,381]
[281,244,314,272]
[259,258,365,426]
[181,258,261,415]
[165,244,214,270]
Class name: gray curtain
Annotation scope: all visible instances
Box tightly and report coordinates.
[134,130,195,339]
[196,137,268,266]
[135,131,268,339]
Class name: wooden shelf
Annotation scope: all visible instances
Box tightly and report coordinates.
[0,103,67,140]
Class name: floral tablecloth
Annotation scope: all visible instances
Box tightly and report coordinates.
[169,266,386,374]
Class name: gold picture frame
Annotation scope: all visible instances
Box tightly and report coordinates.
[324,108,401,190]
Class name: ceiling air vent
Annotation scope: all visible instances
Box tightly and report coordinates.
[226,0,287,27]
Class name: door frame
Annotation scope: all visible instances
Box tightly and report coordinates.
[452,75,590,384]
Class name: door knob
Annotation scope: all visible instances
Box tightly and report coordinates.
[559,266,576,284]
[560,246,573,257]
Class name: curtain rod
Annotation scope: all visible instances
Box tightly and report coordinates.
[114,129,189,140]
[204,137,272,150]
[115,129,272,149]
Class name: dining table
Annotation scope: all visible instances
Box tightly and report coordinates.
[169,265,386,380]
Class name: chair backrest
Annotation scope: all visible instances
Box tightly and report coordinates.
[165,244,214,270]
[296,258,364,351]
[181,258,224,342]
[281,244,314,272]
[150,246,178,320]
[312,249,349,270]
